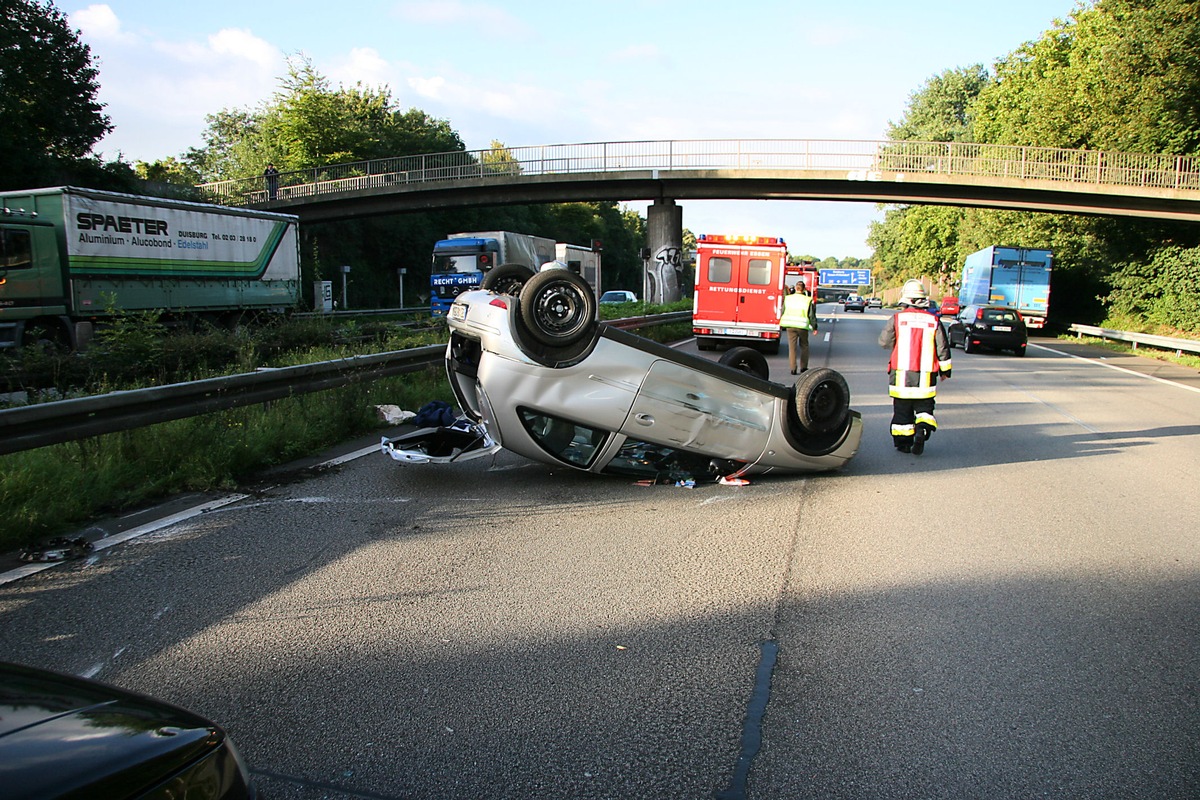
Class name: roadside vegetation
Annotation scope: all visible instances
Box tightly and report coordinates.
[0,302,690,553]
[868,0,1200,337]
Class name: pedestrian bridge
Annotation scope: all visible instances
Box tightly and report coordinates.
[199,139,1200,224]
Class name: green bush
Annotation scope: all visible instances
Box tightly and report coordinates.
[1103,246,1200,336]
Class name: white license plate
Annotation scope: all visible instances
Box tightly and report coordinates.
[717,328,748,336]
[449,304,467,322]
[992,325,1011,332]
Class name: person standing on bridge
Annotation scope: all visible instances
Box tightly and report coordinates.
[780,280,818,375]
[879,279,951,455]
[263,164,279,200]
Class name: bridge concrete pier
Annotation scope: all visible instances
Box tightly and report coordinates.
[646,198,684,304]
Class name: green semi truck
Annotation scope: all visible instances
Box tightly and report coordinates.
[0,186,301,349]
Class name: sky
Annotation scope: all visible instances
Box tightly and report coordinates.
[63,0,1084,259]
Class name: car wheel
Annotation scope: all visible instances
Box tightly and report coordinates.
[963,337,975,354]
[481,263,535,295]
[792,368,851,435]
[1013,346,1027,357]
[519,268,598,348]
[718,346,770,380]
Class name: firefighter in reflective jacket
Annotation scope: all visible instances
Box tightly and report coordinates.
[780,281,818,375]
[878,279,952,455]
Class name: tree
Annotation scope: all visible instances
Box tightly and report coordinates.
[973,0,1200,154]
[872,65,990,287]
[0,0,112,189]
[187,56,468,181]
[887,65,991,143]
[482,140,521,175]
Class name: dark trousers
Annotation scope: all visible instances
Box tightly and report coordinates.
[890,396,937,447]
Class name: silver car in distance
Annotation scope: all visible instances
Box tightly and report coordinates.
[382,264,862,482]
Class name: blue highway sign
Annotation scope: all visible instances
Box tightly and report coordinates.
[820,268,872,286]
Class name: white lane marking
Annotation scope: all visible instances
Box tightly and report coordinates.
[0,442,387,586]
[1031,342,1200,395]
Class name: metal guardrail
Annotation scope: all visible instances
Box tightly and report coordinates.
[292,306,429,319]
[0,313,690,456]
[1068,324,1200,356]
[0,346,445,456]
[198,139,1200,207]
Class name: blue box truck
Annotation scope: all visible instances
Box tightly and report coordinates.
[959,246,1052,329]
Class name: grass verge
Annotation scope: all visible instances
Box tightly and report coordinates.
[0,367,452,552]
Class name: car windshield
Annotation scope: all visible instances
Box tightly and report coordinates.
[982,309,1019,323]
[432,254,480,274]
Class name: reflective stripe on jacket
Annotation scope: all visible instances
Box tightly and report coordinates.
[880,309,952,399]
[780,293,815,330]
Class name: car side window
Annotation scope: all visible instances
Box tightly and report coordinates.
[518,409,606,467]
[707,256,732,284]
[601,438,718,481]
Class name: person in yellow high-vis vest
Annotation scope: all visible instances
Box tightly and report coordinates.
[878,279,952,455]
[779,282,818,375]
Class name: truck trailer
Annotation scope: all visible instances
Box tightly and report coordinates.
[0,186,301,349]
[959,246,1053,329]
[429,231,601,316]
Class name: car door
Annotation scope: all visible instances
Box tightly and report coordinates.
[620,359,774,459]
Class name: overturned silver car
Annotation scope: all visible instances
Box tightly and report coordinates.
[383,265,862,481]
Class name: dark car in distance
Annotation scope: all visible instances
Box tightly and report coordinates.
[842,294,866,312]
[947,305,1028,356]
[0,662,254,800]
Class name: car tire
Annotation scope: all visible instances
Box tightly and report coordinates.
[481,263,535,296]
[963,337,975,354]
[718,346,770,380]
[518,268,598,348]
[792,367,851,435]
[1013,346,1027,357]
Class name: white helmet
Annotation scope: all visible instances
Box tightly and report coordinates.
[900,279,929,307]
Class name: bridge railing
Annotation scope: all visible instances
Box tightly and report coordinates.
[197,139,1200,207]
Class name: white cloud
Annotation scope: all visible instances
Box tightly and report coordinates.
[70,4,131,42]
[76,10,285,161]
[329,47,394,90]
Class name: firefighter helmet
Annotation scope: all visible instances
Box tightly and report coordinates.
[900,279,930,306]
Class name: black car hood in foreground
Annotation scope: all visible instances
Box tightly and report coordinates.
[0,662,251,800]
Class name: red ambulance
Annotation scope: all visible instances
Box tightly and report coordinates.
[692,234,789,353]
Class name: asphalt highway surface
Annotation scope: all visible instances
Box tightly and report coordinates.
[2,305,1198,799]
